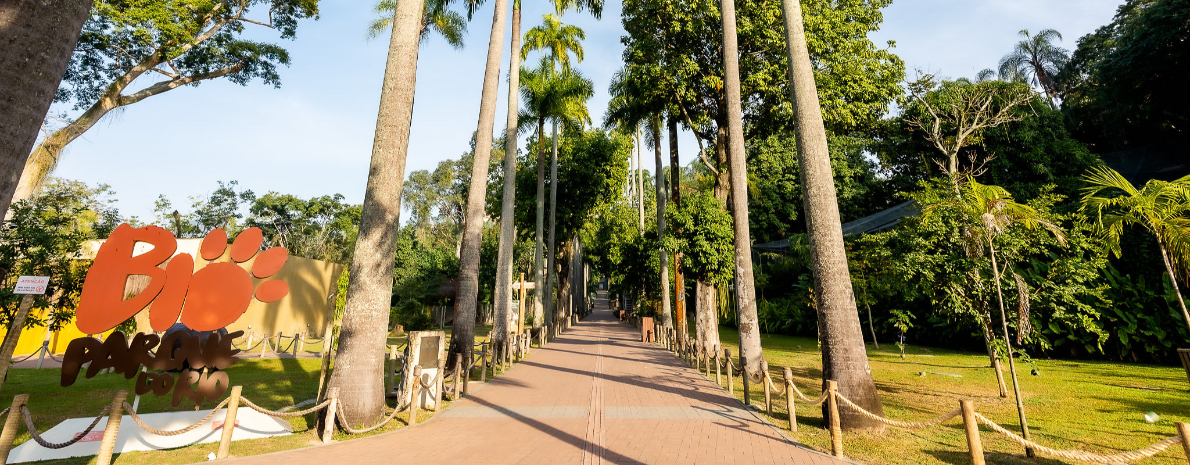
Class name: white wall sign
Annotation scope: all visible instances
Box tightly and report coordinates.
[13,276,49,295]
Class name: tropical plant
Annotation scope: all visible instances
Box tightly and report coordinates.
[328,0,425,426]
[369,0,475,48]
[997,29,1068,105]
[928,176,1066,452]
[1080,166,1190,335]
[0,0,91,221]
[521,14,585,71]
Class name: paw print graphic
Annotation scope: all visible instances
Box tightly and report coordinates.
[170,227,290,331]
[76,224,290,335]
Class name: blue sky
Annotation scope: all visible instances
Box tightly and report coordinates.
[49,0,1122,223]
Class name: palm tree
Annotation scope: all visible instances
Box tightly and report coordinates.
[1081,166,1190,334]
[937,177,1065,454]
[328,0,426,427]
[778,0,883,429]
[998,29,1068,105]
[606,71,672,332]
[370,0,470,48]
[492,0,524,352]
[0,0,92,221]
[521,14,585,72]
[451,0,511,368]
[521,16,586,325]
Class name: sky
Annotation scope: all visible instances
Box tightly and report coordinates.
[48,0,1124,223]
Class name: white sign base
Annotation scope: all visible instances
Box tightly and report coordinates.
[7,407,292,463]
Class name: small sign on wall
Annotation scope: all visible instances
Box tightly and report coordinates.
[13,276,49,295]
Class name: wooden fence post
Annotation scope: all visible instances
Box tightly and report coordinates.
[387,344,398,394]
[216,386,242,459]
[452,358,462,401]
[1176,422,1190,465]
[434,359,445,413]
[725,349,734,396]
[783,368,796,432]
[409,366,422,426]
[292,332,300,357]
[96,390,128,465]
[480,343,488,383]
[960,399,985,465]
[0,394,29,463]
[827,380,843,457]
[762,360,772,416]
[715,346,722,386]
[322,387,339,443]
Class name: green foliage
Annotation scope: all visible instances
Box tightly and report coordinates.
[59,0,319,109]
[391,226,459,312]
[1060,0,1190,151]
[0,179,123,330]
[664,192,733,285]
[154,180,257,237]
[246,192,360,264]
[370,0,469,49]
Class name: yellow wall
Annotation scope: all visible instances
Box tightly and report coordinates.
[5,254,343,355]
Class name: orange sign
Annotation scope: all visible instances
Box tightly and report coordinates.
[76,224,290,334]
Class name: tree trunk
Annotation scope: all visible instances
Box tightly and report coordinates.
[533,116,547,328]
[695,280,720,356]
[328,0,424,427]
[779,0,884,430]
[0,0,93,219]
[493,5,522,351]
[1157,237,1190,335]
[653,119,672,331]
[635,131,645,231]
[544,121,560,325]
[719,0,763,378]
[668,117,686,336]
[990,243,1035,456]
[452,0,510,368]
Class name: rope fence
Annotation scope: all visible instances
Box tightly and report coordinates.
[649,327,1190,464]
[0,321,568,464]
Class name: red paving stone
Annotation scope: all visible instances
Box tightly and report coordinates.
[222,294,849,464]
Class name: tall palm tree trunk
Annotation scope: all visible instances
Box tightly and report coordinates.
[493,4,523,351]
[653,120,672,331]
[544,121,560,325]
[636,132,645,231]
[779,0,883,430]
[990,245,1035,456]
[0,0,93,220]
[328,0,425,427]
[1157,238,1190,334]
[452,0,510,367]
[719,0,763,378]
[695,280,720,355]
[534,117,547,328]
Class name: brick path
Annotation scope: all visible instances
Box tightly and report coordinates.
[224,294,847,464]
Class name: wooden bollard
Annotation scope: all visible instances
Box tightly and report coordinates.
[96,390,128,465]
[259,334,270,358]
[387,344,398,394]
[960,399,985,465]
[245,332,255,351]
[762,360,772,416]
[480,343,488,383]
[292,332,301,357]
[724,349,734,396]
[715,347,722,386]
[452,358,462,400]
[783,368,797,432]
[826,380,843,457]
[0,394,29,463]
[1176,422,1190,465]
[217,386,242,459]
[297,331,306,353]
[322,387,339,443]
[408,366,422,426]
[434,359,445,412]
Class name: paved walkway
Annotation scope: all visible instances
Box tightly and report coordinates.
[225,295,846,464]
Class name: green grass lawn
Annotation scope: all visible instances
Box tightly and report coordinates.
[706,328,1190,465]
[0,324,502,465]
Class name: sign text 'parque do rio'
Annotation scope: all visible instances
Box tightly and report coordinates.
[61,224,289,406]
